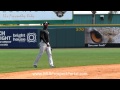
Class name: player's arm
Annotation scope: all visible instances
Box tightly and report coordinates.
[40,31,49,47]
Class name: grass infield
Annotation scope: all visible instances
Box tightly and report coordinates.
[0,48,120,73]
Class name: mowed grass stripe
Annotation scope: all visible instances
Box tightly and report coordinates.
[0,48,120,73]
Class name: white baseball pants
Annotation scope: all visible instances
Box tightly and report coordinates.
[33,41,54,67]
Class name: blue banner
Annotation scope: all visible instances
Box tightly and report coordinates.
[0,29,38,48]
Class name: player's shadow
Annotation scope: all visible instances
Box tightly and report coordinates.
[16,66,34,68]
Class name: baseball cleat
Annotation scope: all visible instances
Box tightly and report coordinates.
[33,65,37,68]
[50,65,55,68]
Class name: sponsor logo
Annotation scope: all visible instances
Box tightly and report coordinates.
[27,33,37,43]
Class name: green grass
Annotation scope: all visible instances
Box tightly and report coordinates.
[0,48,120,73]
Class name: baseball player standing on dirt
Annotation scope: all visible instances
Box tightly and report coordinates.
[33,22,55,68]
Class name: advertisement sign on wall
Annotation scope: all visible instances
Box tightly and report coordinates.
[0,29,38,48]
[0,11,73,21]
[85,27,120,47]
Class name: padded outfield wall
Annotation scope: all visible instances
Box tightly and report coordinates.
[0,24,120,48]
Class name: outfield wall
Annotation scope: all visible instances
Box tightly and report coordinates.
[0,25,120,48]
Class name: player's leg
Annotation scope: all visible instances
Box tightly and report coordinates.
[46,46,55,68]
[33,46,46,68]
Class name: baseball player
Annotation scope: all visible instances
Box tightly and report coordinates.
[33,22,55,68]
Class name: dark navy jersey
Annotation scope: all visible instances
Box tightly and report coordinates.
[40,30,50,44]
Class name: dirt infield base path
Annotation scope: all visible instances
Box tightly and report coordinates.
[0,64,120,79]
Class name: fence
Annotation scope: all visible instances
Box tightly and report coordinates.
[0,24,120,48]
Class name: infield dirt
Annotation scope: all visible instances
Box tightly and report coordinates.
[0,64,120,79]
